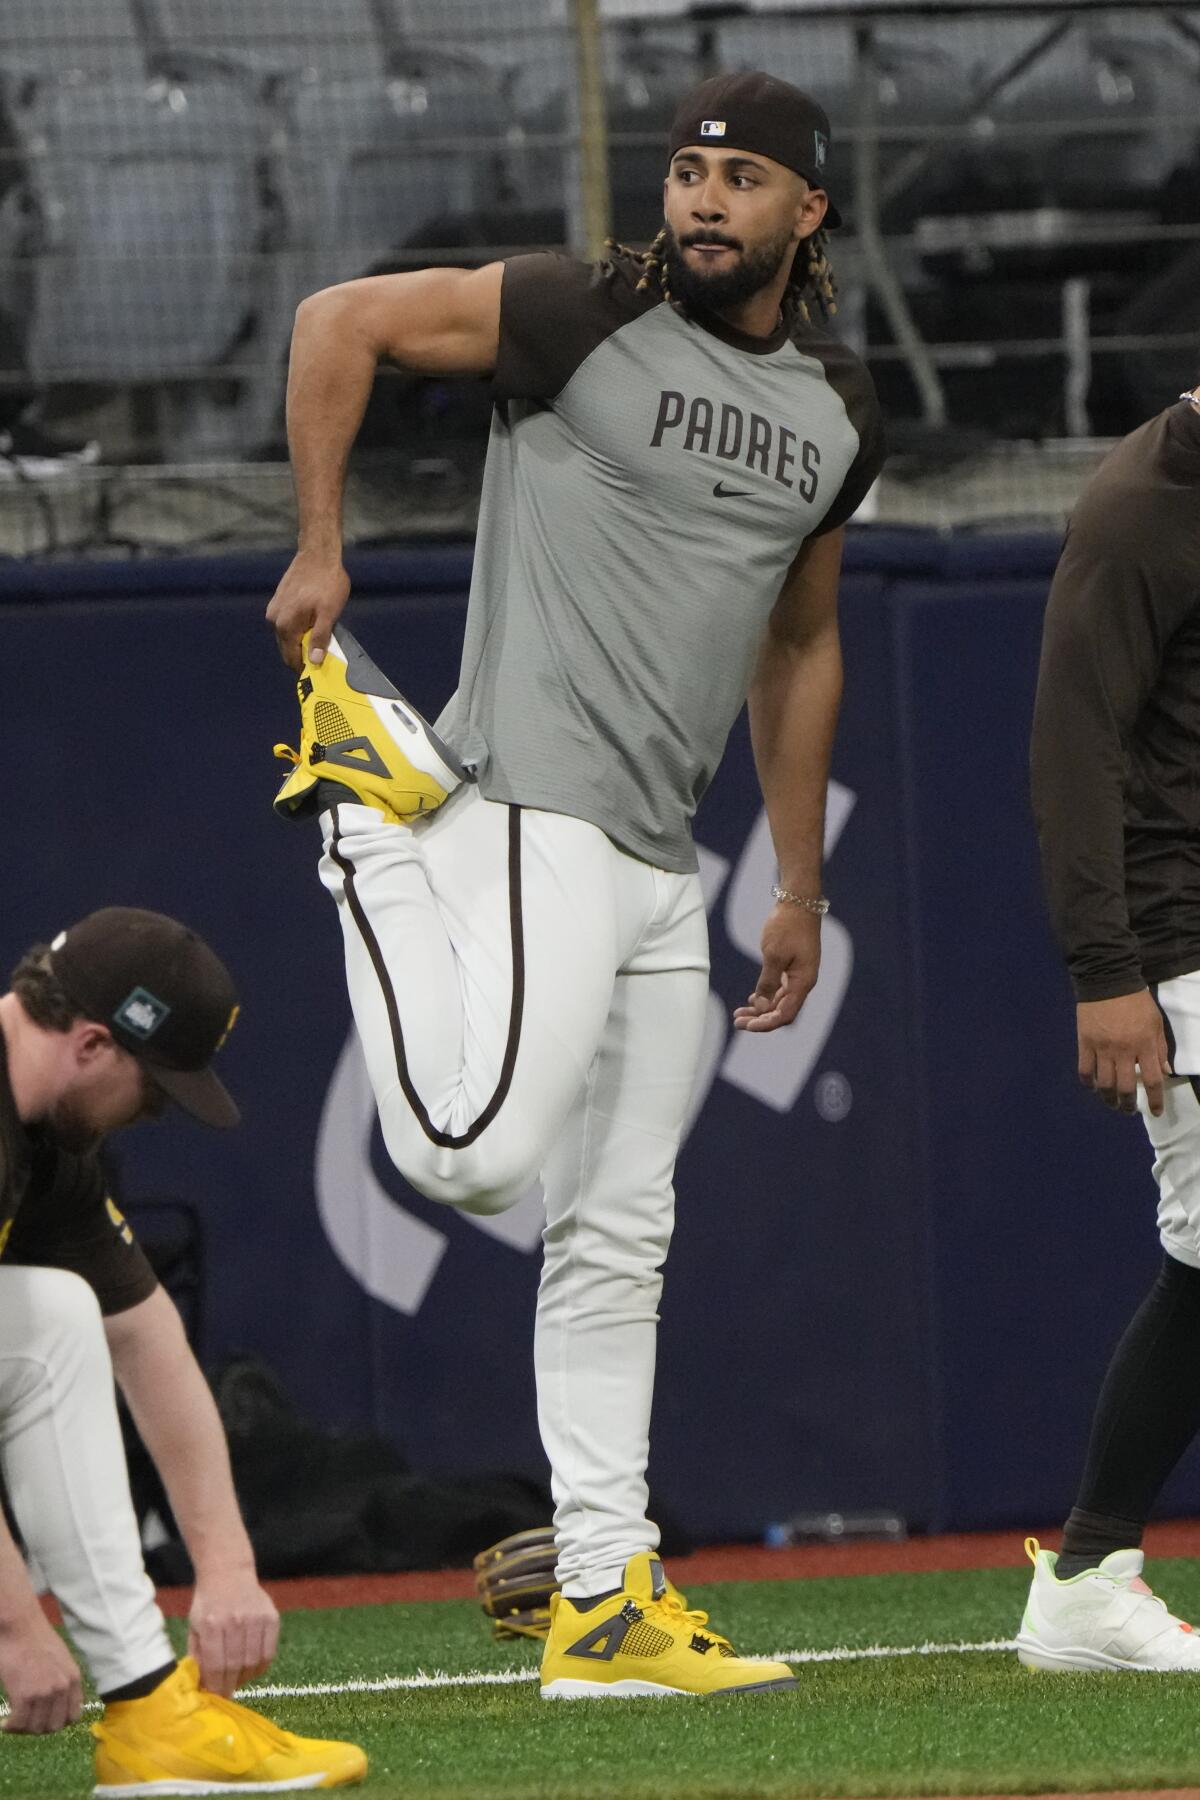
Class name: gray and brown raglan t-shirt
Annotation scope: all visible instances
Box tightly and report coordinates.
[435,250,886,873]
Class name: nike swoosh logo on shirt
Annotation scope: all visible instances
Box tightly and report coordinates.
[712,480,753,498]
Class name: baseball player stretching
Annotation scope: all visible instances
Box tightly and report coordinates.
[269,73,884,1699]
[1020,384,1200,1671]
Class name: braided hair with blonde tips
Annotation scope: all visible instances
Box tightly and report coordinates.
[608,224,837,329]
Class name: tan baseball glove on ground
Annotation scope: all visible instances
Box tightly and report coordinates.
[473,1526,559,1641]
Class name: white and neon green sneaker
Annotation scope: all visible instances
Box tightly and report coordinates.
[1016,1535,1200,1672]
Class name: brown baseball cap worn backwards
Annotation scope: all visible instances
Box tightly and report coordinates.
[669,72,843,230]
[49,907,241,1128]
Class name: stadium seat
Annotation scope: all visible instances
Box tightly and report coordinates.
[0,0,146,81]
[181,69,516,457]
[705,15,969,230]
[989,28,1200,201]
[275,73,511,294]
[382,0,569,114]
[137,0,388,81]
[512,71,695,239]
[707,16,856,118]
[16,80,267,383]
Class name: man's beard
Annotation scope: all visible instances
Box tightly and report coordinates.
[662,223,796,316]
[47,1095,101,1154]
[48,1079,162,1151]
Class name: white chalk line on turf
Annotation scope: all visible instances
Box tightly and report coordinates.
[0,1638,1020,1718]
[239,1637,1020,1700]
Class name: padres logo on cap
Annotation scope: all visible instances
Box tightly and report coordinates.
[700,119,726,137]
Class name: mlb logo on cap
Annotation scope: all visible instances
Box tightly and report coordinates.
[700,119,726,137]
[813,129,828,168]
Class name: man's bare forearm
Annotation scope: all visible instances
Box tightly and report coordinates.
[748,626,842,892]
[0,1501,82,1733]
[105,1290,254,1581]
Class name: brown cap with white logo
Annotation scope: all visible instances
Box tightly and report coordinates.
[669,72,843,229]
[50,907,240,1128]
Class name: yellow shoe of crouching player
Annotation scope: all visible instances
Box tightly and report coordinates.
[273,623,465,824]
[540,1552,795,1698]
[92,1657,367,1794]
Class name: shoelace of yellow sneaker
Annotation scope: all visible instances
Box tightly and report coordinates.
[274,744,300,766]
[641,1591,733,1652]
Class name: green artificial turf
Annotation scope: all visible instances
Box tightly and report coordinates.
[8,1560,1200,1799]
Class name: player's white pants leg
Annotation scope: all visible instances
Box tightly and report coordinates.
[537,894,709,1596]
[1140,1075,1200,1270]
[319,785,681,1212]
[320,784,709,1588]
[0,1265,173,1693]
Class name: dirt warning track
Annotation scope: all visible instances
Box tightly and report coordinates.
[146,1518,1200,1616]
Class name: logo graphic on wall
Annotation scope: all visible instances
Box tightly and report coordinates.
[316,784,856,1316]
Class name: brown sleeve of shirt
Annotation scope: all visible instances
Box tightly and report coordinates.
[3,1145,158,1316]
[801,331,887,535]
[1030,458,1198,1002]
[493,252,649,403]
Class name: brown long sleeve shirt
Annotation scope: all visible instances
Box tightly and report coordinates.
[1031,396,1200,1002]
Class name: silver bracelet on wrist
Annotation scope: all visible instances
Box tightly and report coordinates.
[770,884,830,915]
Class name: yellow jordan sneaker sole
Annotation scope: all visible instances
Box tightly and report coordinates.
[92,1657,367,1794]
[273,624,464,824]
[539,1554,796,1699]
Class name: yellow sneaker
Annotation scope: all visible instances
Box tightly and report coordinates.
[539,1552,795,1699]
[91,1657,367,1794]
[273,624,464,823]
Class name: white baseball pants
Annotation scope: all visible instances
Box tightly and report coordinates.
[1135,973,1200,1268]
[319,786,709,1595]
[0,1265,173,1692]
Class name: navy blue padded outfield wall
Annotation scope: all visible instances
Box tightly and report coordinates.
[2,532,1187,1542]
